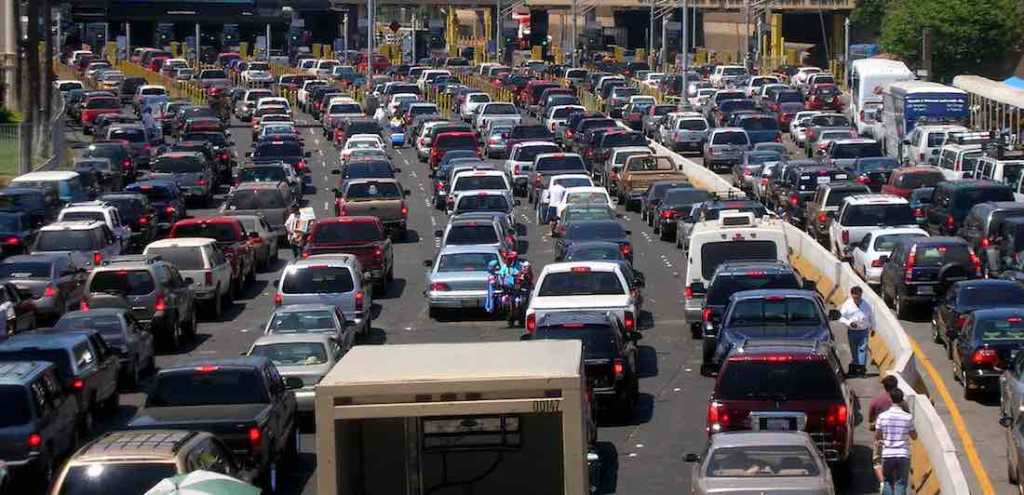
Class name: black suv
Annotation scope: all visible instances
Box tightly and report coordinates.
[698,261,804,345]
[0,361,80,489]
[82,255,198,351]
[961,202,1024,274]
[931,279,1024,358]
[528,311,641,421]
[0,330,120,435]
[880,236,982,318]
[776,164,850,228]
[925,180,1015,236]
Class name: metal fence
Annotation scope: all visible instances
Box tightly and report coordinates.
[0,92,67,176]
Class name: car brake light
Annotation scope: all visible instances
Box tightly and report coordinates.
[969,249,982,277]
[841,230,849,245]
[92,251,103,265]
[526,313,536,333]
[707,402,730,431]
[856,175,869,184]
[789,195,799,207]
[154,293,167,312]
[946,215,956,230]
[248,426,262,447]
[513,164,520,175]
[914,208,924,218]
[374,246,384,259]
[904,244,917,282]
[818,212,827,224]
[196,365,220,373]
[684,285,694,300]
[702,308,712,322]
[764,295,786,302]
[826,404,848,428]
[273,292,283,305]
[165,206,176,215]
[400,201,408,216]
[760,177,768,186]
[220,152,229,161]
[971,348,1000,367]
[27,433,42,448]
[122,159,132,170]
[660,210,674,219]
[570,266,591,273]
[355,290,365,312]
[72,378,85,390]
[623,311,636,332]
[981,237,991,248]
[613,358,625,379]
[620,244,632,256]
[197,179,207,186]
[79,299,90,311]
[43,285,56,298]
[430,282,451,291]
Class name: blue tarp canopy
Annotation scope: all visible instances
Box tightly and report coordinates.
[1003,77,1024,90]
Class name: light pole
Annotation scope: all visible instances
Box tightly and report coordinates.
[265,23,271,59]
[195,23,200,65]
[680,0,688,109]
[367,0,374,78]
[124,22,130,61]
[648,0,654,65]
[570,0,577,66]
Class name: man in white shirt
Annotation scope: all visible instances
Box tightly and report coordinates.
[839,285,875,376]
[875,388,916,495]
[284,205,303,258]
[540,180,567,225]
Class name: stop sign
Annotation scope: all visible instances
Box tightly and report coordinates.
[390,21,401,32]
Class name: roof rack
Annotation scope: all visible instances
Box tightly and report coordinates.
[946,131,992,146]
[102,254,162,266]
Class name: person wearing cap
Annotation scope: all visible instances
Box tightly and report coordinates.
[284,205,303,258]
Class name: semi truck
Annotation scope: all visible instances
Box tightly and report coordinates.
[314,340,599,495]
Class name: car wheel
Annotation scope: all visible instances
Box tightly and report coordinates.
[428,307,443,320]
[895,293,910,320]
[214,287,225,318]
[962,370,977,401]
[101,389,119,413]
[386,265,394,284]
[124,361,138,390]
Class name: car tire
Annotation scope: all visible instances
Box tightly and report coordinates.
[428,307,443,320]
[895,293,910,320]
[931,321,944,344]
[213,287,224,319]
[124,361,138,390]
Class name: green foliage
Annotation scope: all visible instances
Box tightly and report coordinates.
[0,106,18,124]
[880,0,1022,81]
[850,0,889,35]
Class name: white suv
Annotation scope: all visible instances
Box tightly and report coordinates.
[144,238,233,316]
[904,124,969,166]
[57,201,132,252]
[829,194,918,260]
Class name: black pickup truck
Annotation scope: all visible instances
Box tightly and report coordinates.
[128,357,299,490]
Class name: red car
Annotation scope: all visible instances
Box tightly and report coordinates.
[169,217,256,294]
[147,56,169,72]
[429,131,479,169]
[805,84,843,111]
[80,96,122,134]
[707,339,853,464]
[355,54,391,73]
[881,166,946,198]
[302,216,394,288]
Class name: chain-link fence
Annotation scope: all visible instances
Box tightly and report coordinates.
[0,94,67,176]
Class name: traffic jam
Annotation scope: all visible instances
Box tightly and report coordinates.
[1,47,1019,494]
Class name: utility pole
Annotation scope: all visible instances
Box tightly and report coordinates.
[843,17,850,87]
[411,15,417,64]
[570,0,577,66]
[921,27,932,82]
[342,14,348,59]
[195,23,201,65]
[265,23,271,59]
[680,0,688,109]
[367,0,374,78]
[495,0,501,62]
[649,0,654,66]
[125,22,130,61]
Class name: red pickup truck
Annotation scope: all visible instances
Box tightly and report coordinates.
[429,131,479,169]
[169,217,256,295]
[302,216,394,289]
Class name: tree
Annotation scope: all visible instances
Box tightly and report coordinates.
[850,0,889,37]
[880,0,1022,81]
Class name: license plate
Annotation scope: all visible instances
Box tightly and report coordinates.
[817,176,831,184]
[764,418,793,431]
[462,299,479,308]
[918,285,934,295]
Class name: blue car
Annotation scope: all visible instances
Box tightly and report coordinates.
[736,114,782,145]
[702,288,838,375]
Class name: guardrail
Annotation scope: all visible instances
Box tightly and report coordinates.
[114,61,207,105]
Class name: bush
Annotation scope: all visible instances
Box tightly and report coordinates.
[0,106,18,124]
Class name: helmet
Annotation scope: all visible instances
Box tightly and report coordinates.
[502,250,518,263]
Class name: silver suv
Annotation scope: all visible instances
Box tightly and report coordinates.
[81,255,198,351]
[274,254,371,336]
[31,221,122,270]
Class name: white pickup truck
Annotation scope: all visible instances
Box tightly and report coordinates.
[526,261,639,333]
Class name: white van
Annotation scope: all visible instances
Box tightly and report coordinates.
[682,212,789,328]
[849,59,914,136]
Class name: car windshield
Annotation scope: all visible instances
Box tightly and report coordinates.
[566,223,625,241]
[146,247,205,271]
[251,342,328,366]
[0,261,51,279]
[57,463,179,495]
[707,273,800,305]
[147,368,268,407]
[345,163,392,179]
[566,192,607,205]
[0,193,42,210]
[282,266,354,294]
[713,132,748,146]
[538,271,626,296]
[226,189,286,209]
[108,128,145,143]
[727,297,823,326]
[706,445,820,478]
[453,174,506,191]
[84,97,119,109]
[53,314,123,342]
[552,107,581,118]
[173,223,238,242]
[268,310,337,333]
[873,233,924,251]
[811,115,849,127]
[456,194,510,213]
[843,204,915,226]
[960,285,1024,307]
[345,182,401,200]
[89,270,155,296]
[152,158,204,173]
[437,252,499,272]
[313,222,380,243]
[718,359,840,400]
[35,230,97,251]
[701,241,778,279]
[532,327,617,359]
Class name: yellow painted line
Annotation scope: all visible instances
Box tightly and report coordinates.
[906,335,995,495]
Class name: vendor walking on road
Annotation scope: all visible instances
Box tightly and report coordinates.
[840,286,875,376]
[284,204,304,258]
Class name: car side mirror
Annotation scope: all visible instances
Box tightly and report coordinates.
[1001,415,1014,428]
[684,453,701,463]
[245,152,252,158]
[828,309,841,321]
[625,230,632,236]
[284,376,304,390]
[423,259,433,267]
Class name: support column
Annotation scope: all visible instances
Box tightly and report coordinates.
[125,22,131,62]
[0,0,15,109]
[195,23,201,65]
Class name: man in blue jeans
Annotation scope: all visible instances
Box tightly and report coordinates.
[875,388,916,495]
[840,285,874,376]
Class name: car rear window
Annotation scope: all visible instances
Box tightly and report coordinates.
[282,265,355,293]
[952,187,1015,213]
[61,211,105,223]
[54,314,123,341]
[108,128,146,143]
[250,342,328,366]
[975,317,1024,342]
[89,270,155,296]
[454,175,507,191]
[0,262,51,279]
[268,310,337,333]
[602,132,647,147]
[226,189,287,209]
[535,155,586,172]
[842,204,915,226]
[532,327,617,359]
[146,247,206,271]
[511,126,552,139]
[446,224,499,245]
[239,167,286,183]
[739,117,778,131]
[151,157,205,173]
[35,230,99,252]
[960,285,1024,307]
[895,171,943,189]
[707,272,800,305]
[456,194,510,213]
[438,252,499,272]
[712,132,749,146]
[84,97,119,109]
[0,385,30,427]
[831,142,883,159]
[345,182,401,200]
[718,359,841,400]
[566,223,626,241]
[706,445,819,478]
[147,368,268,407]
[911,243,972,266]
[874,233,926,251]
[172,222,238,242]
[514,145,560,162]
[436,134,477,149]
[538,271,625,296]
[810,115,850,127]
[700,240,779,279]
[313,222,381,243]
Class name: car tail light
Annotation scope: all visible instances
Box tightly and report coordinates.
[946,215,956,230]
[660,210,673,219]
[43,285,56,298]
[79,298,90,311]
[760,177,768,186]
[981,237,991,248]
[818,212,827,224]
[856,175,869,184]
[904,244,918,282]
[526,313,536,333]
[220,152,229,161]
[27,433,42,449]
[435,182,445,191]
[430,282,450,291]
[620,243,632,257]
[374,246,384,259]
[248,426,262,447]
[513,164,520,175]
[707,402,730,431]
[684,285,694,300]
[826,404,848,428]
[969,249,982,277]
[355,290,365,312]
[971,348,1000,367]
[273,292,283,305]
[702,307,712,322]
[613,358,625,379]
[914,208,924,218]
[92,251,103,265]
[841,230,849,245]
[400,201,408,216]
[154,293,167,312]
[789,195,799,207]
[166,206,176,215]
[297,160,307,170]
[71,378,85,390]
[122,159,132,170]
[197,179,207,186]
[623,311,636,332]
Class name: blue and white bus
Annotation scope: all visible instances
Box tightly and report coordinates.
[881,81,969,161]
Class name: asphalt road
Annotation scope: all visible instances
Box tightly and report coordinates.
[68,104,884,494]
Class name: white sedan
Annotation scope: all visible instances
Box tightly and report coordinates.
[340,136,387,161]
[850,228,930,285]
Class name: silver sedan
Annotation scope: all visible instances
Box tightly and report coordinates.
[423,245,504,318]
[685,431,835,495]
